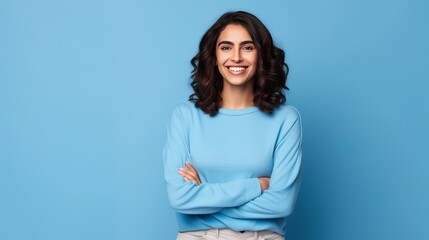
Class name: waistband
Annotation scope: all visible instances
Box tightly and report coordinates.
[177,228,284,240]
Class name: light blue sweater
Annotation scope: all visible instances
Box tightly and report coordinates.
[162,101,302,235]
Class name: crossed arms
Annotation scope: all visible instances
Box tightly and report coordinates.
[162,107,302,219]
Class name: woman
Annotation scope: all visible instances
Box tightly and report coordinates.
[162,11,302,240]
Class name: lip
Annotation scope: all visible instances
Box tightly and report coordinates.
[226,65,248,68]
[226,66,248,75]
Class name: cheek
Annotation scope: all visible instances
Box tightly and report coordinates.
[216,51,229,64]
[249,58,258,75]
[216,57,225,65]
[250,53,258,65]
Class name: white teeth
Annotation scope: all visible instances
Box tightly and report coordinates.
[228,67,246,72]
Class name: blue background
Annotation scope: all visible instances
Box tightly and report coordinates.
[1,0,428,239]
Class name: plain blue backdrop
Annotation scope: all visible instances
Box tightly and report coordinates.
[1,0,428,239]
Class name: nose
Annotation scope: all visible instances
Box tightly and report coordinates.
[231,48,242,62]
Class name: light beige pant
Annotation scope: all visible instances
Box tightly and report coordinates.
[177,228,284,240]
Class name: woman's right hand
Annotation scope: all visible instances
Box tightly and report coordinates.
[258,177,270,192]
[178,162,202,185]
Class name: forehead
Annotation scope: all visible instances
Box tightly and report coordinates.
[217,24,253,43]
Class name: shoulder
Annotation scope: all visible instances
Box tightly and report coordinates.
[168,101,200,126]
[273,104,302,140]
[171,100,198,116]
[273,103,301,123]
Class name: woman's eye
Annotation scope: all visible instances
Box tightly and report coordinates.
[242,46,254,51]
[220,46,231,51]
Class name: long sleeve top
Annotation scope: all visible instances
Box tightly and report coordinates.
[162,101,302,235]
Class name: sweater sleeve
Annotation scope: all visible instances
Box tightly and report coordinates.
[215,109,302,219]
[162,105,262,215]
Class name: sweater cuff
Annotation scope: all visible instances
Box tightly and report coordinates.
[243,178,262,202]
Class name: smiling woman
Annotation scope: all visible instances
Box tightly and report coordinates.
[189,11,289,116]
[162,11,301,240]
[216,24,258,108]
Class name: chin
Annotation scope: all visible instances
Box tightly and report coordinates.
[224,78,253,87]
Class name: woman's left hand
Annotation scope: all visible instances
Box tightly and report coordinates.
[178,162,202,185]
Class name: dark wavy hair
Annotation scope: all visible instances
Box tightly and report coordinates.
[189,11,289,116]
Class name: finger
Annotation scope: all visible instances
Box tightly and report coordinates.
[184,166,202,185]
[182,166,200,180]
[179,166,201,185]
[195,175,201,185]
[179,168,200,185]
[185,163,200,180]
[185,162,198,174]
[179,168,193,178]
[186,171,201,185]
[184,163,202,185]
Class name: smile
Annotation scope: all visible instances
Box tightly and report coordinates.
[227,66,247,74]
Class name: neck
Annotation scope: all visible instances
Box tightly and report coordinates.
[220,84,254,109]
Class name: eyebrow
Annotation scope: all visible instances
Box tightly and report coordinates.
[217,40,254,47]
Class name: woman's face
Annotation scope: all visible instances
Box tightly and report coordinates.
[216,24,258,89]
